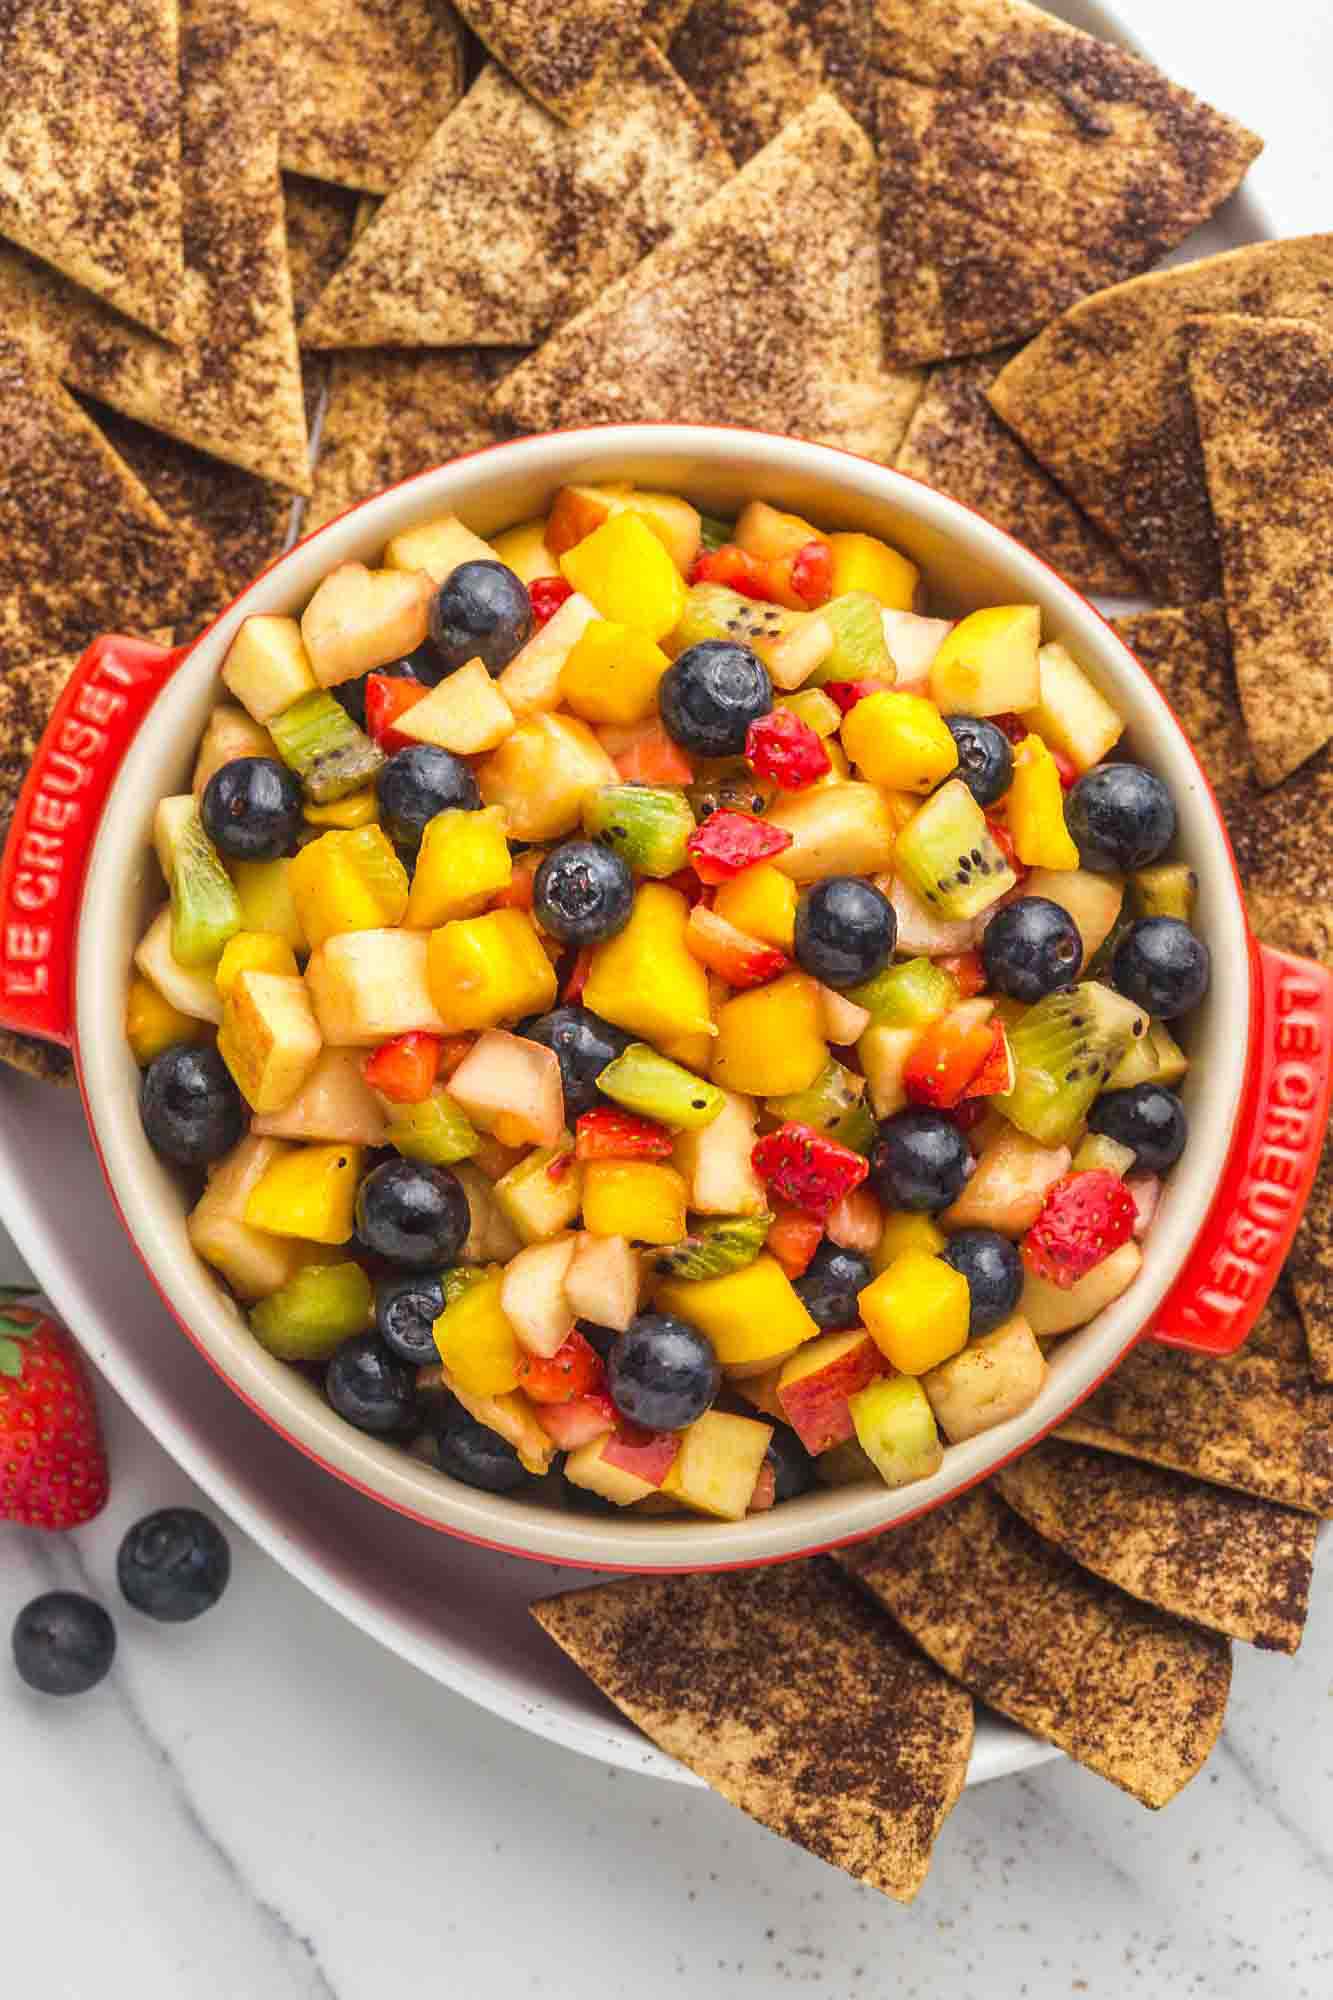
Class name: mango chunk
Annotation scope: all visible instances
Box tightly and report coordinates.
[407,806,512,928]
[656,1254,818,1371]
[244,1141,364,1244]
[711,972,826,1097]
[427,908,557,1033]
[583,882,713,1044]
[559,512,687,641]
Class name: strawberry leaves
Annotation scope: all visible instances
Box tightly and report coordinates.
[0,1311,36,1378]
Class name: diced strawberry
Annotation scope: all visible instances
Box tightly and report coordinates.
[689,543,776,601]
[362,1032,442,1103]
[690,538,833,612]
[985,813,1028,884]
[687,809,793,884]
[575,1107,675,1161]
[516,1328,605,1405]
[787,539,834,608]
[613,722,695,786]
[534,1392,617,1451]
[766,1203,824,1278]
[751,1122,869,1223]
[1051,747,1079,791]
[1022,1170,1138,1289]
[661,866,708,909]
[562,946,593,1003]
[437,1034,475,1080]
[991,712,1030,746]
[961,1020,1014,1100]
[365,672,427,752]
[529,576,573,628]
[821,679,882,716]
[905,1013,998,1110]
[939,950,987,999]
[745,710,831,791]
[685,902,790,988]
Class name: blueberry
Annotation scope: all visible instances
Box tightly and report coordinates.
[334,646,430,725]
[1066,764,1176,873]
[766,1425,816,1504]
[1089,1083,1188,1172]
[376,743,481,849]
[533,840,634,946]
[375,1270,447,1365]
[939,1229,1023,1335]
[434,1402,528,1493]
[326,1334,418,1434]
[982,896,1082,1002]
[12,1592,115,1696]
[201,756,304,862]
[794,876,896,990]
[355,1159,470,1269]
[429,560,532,676]
[945,717,1014,808]
[607,1312,721,1432]
[117,1507,231,1623]
[870,1110,971,1213]
[1111,918,1210,1019]
[518,1006,633,1120]
[140,1043,245,1167]
[794,1240,873,1331]
[575,1319,620,1361]
[658,640,773,757]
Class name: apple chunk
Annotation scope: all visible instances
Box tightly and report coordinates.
[566,1428,680,1504]
[300,562,432,688]
[923,1314,1047,1442]
[663,1411,773,1521]
[564,1232,641,1332]
[943,1125,1071,1235]
[448,1030,565,1149]
[500,1236,578,1356]
[777,1329,885,1455]
[252,1047,387,1145]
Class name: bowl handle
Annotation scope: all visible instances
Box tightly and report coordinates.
[0,634,189,1048]
[1147,937,1332,1355]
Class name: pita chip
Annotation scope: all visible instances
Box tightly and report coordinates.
[988,237,1333,601]
[491,94,923,461]
[284,178,359,326]
[0,0,184,342]
[994,1439,1317,1653]
[874,0,1261,366]
[896,353,1140,597]
[452,0,637,126]
[533,1558,972,1903]
[642,0,693,46]
[301,46,731,351]
[669,0,872,165]
[838,1485,1231,1807]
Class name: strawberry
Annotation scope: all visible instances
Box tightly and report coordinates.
[0,1293,108,1529]
[1022,1172,1137,1290]
[528,576,573,628]
[744,710,831,791]
[751,1123,869,1223]
[516,1328,605,1406]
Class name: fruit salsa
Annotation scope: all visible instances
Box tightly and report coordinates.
[130,486,1210,1522]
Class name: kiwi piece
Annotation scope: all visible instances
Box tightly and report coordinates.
[652,1213,772,1281]
[847,956,958,1028]
[1148,1021,1189,1086]
[383,1087,480,1166]
[698,513,735,554]
[250,1262,373,1361]
[581,783,695,877]
[1104,1018,1189,1091]
[895,778,1017,920]
[766,1059,876,1153]
[269,691,386,804]
[154,796,243,968]
[670,582,807,669]
[805,591,893,685]
[999,980,1149,1145]
[1071,1133,1136,1177]
[596,1041,725,1130]
[1131,863,1197,923]
[686,759,776,822]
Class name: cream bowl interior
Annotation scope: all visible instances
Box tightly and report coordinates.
[75,426,1252,1569]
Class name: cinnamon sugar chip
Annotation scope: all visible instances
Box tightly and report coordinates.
[533,1559,972,1903]
[839,1485,1231,1807]
[451,0,637,126]
[642,0,692,46]
[669,0,871,165]
[284,178,359,327]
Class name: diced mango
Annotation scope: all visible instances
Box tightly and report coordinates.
[427,908,557,1033]
[661,1411,773,1521]
[712,972,826,1096]
[303,787,378,829]
[583,882,714,1044]
[188,1137,315,1300]
[489,517,561,585]
[306,929,447,1045]
[396,659,516,755]
[859,1250,970,1374]
[840,690,958,794]
[406,806,512,928]
[559,512,687,642]
[712,861,797,950]
[218,970,323,1115]
[221,616,317,723]
[872,1211,946,1275]
[930,606,1041,716]
[244,1141,364,1243]
[382,513,493,583]
[215,932,300,999]
[582,1161,688,1245]
[1008,734,1080,869]
[432,1269,522,1396]
[232,858,307,953]
[125,973,212,1065]
[559,620,670,725]
[477,711,619,840]
[289,825,410,949]
[656,1254,818,1370]
[826,531,919,610]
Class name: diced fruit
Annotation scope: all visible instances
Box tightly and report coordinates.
[668,583,831,690]
[848,1375,944,1488]
[545,482,622,555]
[432,1269,521,1396]
[766,1058,875,1154]
[751,1122,868,1221]
[686,808,791,884]
[448,1163,517,1262]
[426,909,557,1033]
[609,719,695,785]
[304,788,378,829]
[364,673,428,753]
[1071,1133,1137,1177]
[1022,1169,1138,1289]
[651,1213,771,1281]
[575,1107,673,1160]
[560,620,669,725]
[745,709,831,790]
[289,825,409,949]
[1020,1237,1143,1336]
[153,796,243,968]
[813,1437,879,1486]
[1007,735,1080,869]
[560,512,687,641]
[872,1210,946,1274]
[1130,862,1198,924]
[735,500,819,563]
[231,858,306,953]
[857,1024,917,1118]
[942,1125,1070,1235]
[516,1327,603,1404]
[301,563,431,687]
[626,491,703,574]
[656,1253,817,1371]
[583,783,695,877]
[816,984,872,1045]
[895,779,1017,920]
[673,1087,767,1216]
[780,688,843,738]
[904,1002,1001,1110]
[887,875,986,957]
[1108,1019,1188,1092]
[712,972,826,1096]
[134,907,224,1023]
[406,805,511,927]
[848,955,958,1027]
[395,659,516,755]
[840,690,958,794]
[244,1141,364,1243]
[921,1313,1047,1442]
[806,590,895,685]
[583,1160,688,1244]
[999,981,1148,1145]
[661,1411,773,1522]
[447,1029,565,1149]
[192,704,277,795]
[218,969,322,1114]
[1021,867,1123,968]
[565,1232,642,1332]
[596,1041,724,1131]
[221,616,317,723]
[382,512,494,583]
[929,605,1041,716]
[250,1263,374,1361]
[564,1428,680,1505]
[252,1047,387,1144]
[306,928,448,1045]
[881,609,954,684]
[583,882,713,1044]
[776,1329,884,1454]
[493,1141,583,1243]
[860,1250,970,1374]
[187,1136,312,1300]
[377,1086,479,1166]
[477,711,619,840]
[489,517,561,585]
[269,691,385,804]
[764,782,899,882]
[826,531,919,610]
[1022,643,1123,775]
[499,1236,579,1356]
[491,590,598,718]
[533,1391,617,1451]
[685,904,790,988]
[442,1386,555,1476]
[125,973,211,1065]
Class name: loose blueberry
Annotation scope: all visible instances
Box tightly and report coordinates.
[434,1402,529,1493]
[326,1334,418,1434]
[869,1109,971,1213]
[607,1312,721,1432]
[658,639,773,757]
[1066,763,1176,873]
[1111,918,1210,1019]
[376,743,481,849]
[794,876,896,990]
[939,1229,1023,1335]
[575,1319,620,1361]
[355,1159,470,1269]
[982,896,1082,1002]
[1088,1083,1188,1172]
[429,560,533,676]
[200,756,303,862]
[794,1240,874,1331]
[375,1270,447,1366]
[518,1006,633,1120]
[533,840,634,946]
[765,1425,816,1504]
[12,1592,115,1696]
[117,1508,231,1623]
[140,1043,246,1167]
[945,716,1014,808]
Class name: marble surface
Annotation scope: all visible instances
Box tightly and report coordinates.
[4,5,1333,1993]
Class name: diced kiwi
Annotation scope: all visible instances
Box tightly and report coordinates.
[581,784,695,877]
[1103,1017,1189,1091]
[154,796,243,969]
[766,1059,876,1154]
[1071,1133,1136,1176]
[698,514,735,554]
[651,1213,772,1281]
[383,1087,480,1166]
[847,956,959,1028]
[805,591,892,685]
[249,1262,374,1360]
[687,760,776,822]
[596,1041,725,1130]
[1130,863,1197,923]
[780,689,842,738]
[269,690,386,804]
[493,1142,583,1243]
[813,1437,878,1487]
[894,779,1018,921]
[999,980,1149,1145]
[1148,1021,1189,1086]
[670,582,807,673]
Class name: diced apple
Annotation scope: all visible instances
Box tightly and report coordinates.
[305,929,448,1045]
[477,712,619,840]
[134,907,223,1023]
[673,1088,766,1215]
[564,1232,641,1332]
[1020,1239,1143,1337]
[1021,867,1124,969]
[1127,1171,1162,1240]
[454,1161,523,1263]
[187,1136,312,1300]
[826,1186,882,1252]
[1022,643,1124,774]
[500,1236,579,1357]
[544,483,618,556]
[859,1023,918,1118]
[534,1392,617,1451]
[221,616,317,723]
[565,1428,679,1505]
[766,783,899,882]
[495,591,599,717]
[922,1313,1047,1442]
[777,1329,885,1454]
[489,517,562,585]
[929,605,1041,716]
[943,1125,1071,1235]
[217,970,322,1114]
[301,562,432,688]
[192,704,277,796]
[396,659,516,755]
[447,1030,565,1149]
[747,1460,777,1512]
[602,1428,680,1487]
[817,983,872,1044]
[662,1410,773,1521]
[252,1047,387,1144]
[730,1364,787,1423]
[446,1383,557,1475]
[469,1133,526,1181]
[493,1141,584,1243]
[887,874,987,955]
[881,608,954,685]
[382,513,494,584]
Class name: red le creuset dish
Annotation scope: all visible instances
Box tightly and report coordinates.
[0,425,1328,1572]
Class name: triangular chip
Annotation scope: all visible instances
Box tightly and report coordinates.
[1184,315,1333,786]
[0,0,184,341]
[896,353,1141,597]
[452,0,636,126]
[247,0,465,193]
[284,178,359,326]
[669,0,872,165]
[302,46,731,351]
[533,1558,972,1903]
[988,237,1333,602]
[491,94,923,460]
[0,3,310,494]
[306,349,523,533]
[994,1439,1317,1653]
[837,1485,1231,1807]
[643,0,692,45]
[874,0,1261,366]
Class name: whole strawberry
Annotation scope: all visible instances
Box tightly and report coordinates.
[0,1292,108,1528]
[1022,1171,1138,1291]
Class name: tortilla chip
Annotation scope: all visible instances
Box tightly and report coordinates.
[1290,1143,1333,1388]
[643,0,692,45]
[306,349,522,533]
[669,1,871,165]
[0,3,310,494]
[874,0,1260,367]
[0,1,184,342]
[838,1485,1231,1807]
[451,0,635,126]
[896,353,1141,597]
[284,178,359,326]
[994,1439,1317,1653]
[533,1558,973,1903]
[491,94,923,460]
[988,238,1333,602]
[301,45,731,351]
[247,0,465,193]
